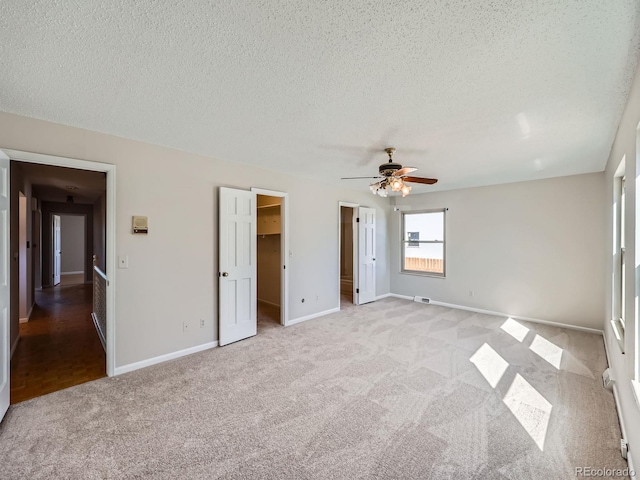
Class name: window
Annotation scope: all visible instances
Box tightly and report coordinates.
[407,232,419,247]
[401,209,446,276]
[611,172,625,353]
[620,176,626,331]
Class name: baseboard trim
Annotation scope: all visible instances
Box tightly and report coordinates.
[375,293,392,300]
[602,333,635,474]
[114,341,218,376]
[432,300,603,335]
[19,303,35,323]
[258,299,280,308]
[61,271,84,275]
[10,335,19,359]
[286,307,340,327]
[387,294,603,335]
[388,293,414,301]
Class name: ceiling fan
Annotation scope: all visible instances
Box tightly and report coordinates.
[341,147,438,197]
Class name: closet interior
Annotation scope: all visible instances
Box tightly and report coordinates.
[257,194,282,326]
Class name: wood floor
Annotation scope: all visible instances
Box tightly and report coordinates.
[10,284,106,404]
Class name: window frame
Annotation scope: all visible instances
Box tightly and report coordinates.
[400,208,446,278]
[610,174,625,354]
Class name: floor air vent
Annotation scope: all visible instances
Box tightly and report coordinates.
[602,368,614,390]
[414,296,431,304]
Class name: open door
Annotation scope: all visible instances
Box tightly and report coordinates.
[219,187,257,346]
[53,214,61,286]
[0,152,10,422]
[357,207,376,305]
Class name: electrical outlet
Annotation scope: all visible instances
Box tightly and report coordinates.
[301,298,305,303]
[316,295,319,301]
[183,321,189,332]
[200,319,205,328]
[469,290,474,297]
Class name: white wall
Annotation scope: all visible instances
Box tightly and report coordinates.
[390,172,606,330]
[603,58,640,465]
[60,215,85,273]
[0,112,391,368]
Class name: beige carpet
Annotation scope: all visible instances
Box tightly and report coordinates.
[0,298,626,479]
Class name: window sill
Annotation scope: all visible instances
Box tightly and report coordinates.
[400,270,446,279]
[610,319,625,354]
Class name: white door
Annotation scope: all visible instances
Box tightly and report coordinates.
[0,153,10,422]
[357,207,376,305]
[219,187,257,346]
[53,215,61,286]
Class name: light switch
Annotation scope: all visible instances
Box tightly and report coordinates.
[118,256,129,269]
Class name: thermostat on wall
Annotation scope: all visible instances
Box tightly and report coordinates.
[132,216,148,234]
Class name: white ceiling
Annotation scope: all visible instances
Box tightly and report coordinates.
[1,1,639,193]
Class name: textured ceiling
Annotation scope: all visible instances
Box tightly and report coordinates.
[1,1,639,193]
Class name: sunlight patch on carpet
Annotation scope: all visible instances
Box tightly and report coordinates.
[529,334,563,369]
[500,317,529,342]
[470,343,509,388]
[503,374,552,451]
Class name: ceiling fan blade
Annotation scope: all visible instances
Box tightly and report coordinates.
[341,176,383,180]
[403,176,438,185]
[395,167,417,176]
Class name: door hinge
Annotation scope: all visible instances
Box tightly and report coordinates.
[283,265,286,269]
[356,288,359,293]
[356,218,360,222]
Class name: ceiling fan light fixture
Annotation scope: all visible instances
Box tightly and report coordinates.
[343,147,437,197]
[391,177,403,191]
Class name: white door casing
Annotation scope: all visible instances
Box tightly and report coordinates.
[357,207,376,305]
[219,187,257,346]
[0,148,116,377]
[0,152,10,423]
[53,215,61,286]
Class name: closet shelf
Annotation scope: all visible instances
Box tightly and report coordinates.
[257,204,281,209]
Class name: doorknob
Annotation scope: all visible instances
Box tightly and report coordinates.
[222,272,229,277]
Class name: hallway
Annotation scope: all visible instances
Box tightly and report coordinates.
[10,284,106,404]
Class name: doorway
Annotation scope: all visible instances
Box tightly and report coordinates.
[10,162,107,404]
[340,205,356,307]
[256,194,283,330]
[18,193,28,321]
[57,214,86,286]
[0,148,116,420]
[218,187,288,347]
[338,202,377,308]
